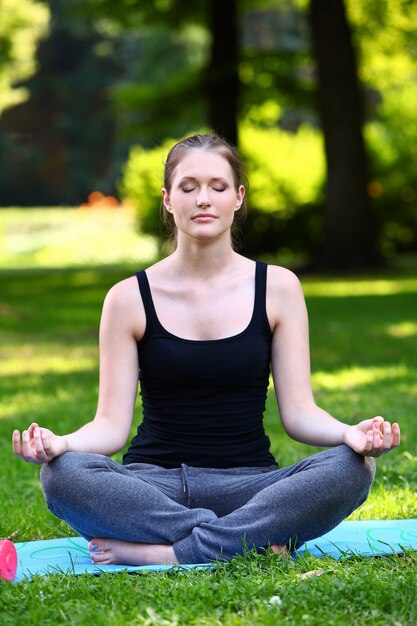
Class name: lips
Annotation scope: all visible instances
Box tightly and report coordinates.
[191,213,217,220]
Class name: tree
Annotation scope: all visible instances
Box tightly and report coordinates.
[0,0,120,205]
[310,0,379,269]
[206,0,239,145]
[71,0,240,145]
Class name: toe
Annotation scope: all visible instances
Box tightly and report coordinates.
[91,550,111,564]
[271,544,288,557]
[88,539,99,552]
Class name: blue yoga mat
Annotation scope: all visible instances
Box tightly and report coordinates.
[13,519,417,582]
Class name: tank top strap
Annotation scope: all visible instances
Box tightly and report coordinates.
[136,263,270,338]
[253,261,271,333]
[136,270,159,335]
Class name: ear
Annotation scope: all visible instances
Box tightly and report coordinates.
[234,185,245,211]
[162,188,172,212]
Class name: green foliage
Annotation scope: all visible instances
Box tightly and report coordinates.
[239,7,314,120]
[71,0,207,29]
[118,115,325,256]
[240,114,324,214]
[365,82,417,257]
[347,0,417,91]
[2,0,417,263]
[118,138,174,237]
[0,0,49,112]
[337,0,417,258]
[112,23,208,143]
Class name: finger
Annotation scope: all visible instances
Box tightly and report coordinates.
[373,419,383,449]
[33,427,48,460]
[373,416,384,425]
[392,423,401,447]
[28,422,39,438]
[12,430,23,456]
[21,430,38,460]
[382,421,392,450]
[364,428,374,453]
[40,429,53,456]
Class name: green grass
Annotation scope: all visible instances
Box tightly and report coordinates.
[0,207,157,269]
[1,250,417,623]
[1,551,417,626]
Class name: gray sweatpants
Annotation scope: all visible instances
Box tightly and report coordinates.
[40,445,375,564]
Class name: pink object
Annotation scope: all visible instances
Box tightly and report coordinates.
[0,540,17,581]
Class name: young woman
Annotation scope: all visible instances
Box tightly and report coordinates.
[13,133,400,566]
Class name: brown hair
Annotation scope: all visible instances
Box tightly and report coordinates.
[161,133,248,250]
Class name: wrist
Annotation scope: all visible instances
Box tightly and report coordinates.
[340,423,351,446]
[60,435,70,453]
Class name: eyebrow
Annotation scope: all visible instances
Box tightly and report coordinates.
[178,176,229,185]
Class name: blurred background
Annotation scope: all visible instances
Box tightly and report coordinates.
[1,0,417,272]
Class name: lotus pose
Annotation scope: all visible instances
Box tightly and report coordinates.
[13,133,400,566]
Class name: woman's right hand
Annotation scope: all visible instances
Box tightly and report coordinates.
[12,423,68,464]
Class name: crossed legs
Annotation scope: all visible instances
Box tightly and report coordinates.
[40,445,375,564]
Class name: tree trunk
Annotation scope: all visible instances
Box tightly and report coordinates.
[310,0,379,270]
[206,0,239,146]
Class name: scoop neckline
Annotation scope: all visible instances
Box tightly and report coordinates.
[142,264,259,344]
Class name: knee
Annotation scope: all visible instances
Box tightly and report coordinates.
[40,452,84,503]
[334,445,376,500]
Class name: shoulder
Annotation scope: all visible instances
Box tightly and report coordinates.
[101,274,146,340]
[104,275,140,310]
[266,264,304,298]
[265,264,307,330]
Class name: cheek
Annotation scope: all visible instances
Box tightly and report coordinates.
[170,198,193,222]
[222,194,239,211]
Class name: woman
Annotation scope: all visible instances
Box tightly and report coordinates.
[13,133,400,566]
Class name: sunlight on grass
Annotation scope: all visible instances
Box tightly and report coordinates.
[352,483,417,520]
[386,321,417,338]
[0,374,97,420]
[0,207,158,269]
[0,344,99,420]
[0,345,97,376]
[302,277,417,297]
[311,364,412,391]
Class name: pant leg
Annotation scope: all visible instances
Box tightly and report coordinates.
[173,445,376,563]
[40,452,217,543]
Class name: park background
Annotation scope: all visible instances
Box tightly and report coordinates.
[1,0,417,270]
[1,1,417,625]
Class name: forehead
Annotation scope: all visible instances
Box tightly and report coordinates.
[173,150,234,181]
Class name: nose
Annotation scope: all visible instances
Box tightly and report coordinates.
[196,187,211,207]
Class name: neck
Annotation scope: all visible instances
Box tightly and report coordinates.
[169,235,240,280]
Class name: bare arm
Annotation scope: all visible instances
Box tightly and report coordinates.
[13,277,145,464]
[268,266,400,456]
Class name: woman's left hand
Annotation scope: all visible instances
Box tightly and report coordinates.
[344,416,401,457]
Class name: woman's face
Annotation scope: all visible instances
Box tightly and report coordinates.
[162,150,245,245]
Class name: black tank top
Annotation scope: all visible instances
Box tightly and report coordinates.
[123,261,277,469]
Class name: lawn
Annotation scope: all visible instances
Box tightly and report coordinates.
[0,210,417,625]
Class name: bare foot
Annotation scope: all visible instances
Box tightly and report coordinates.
[88,538,179,566]
[271,544,289,557]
